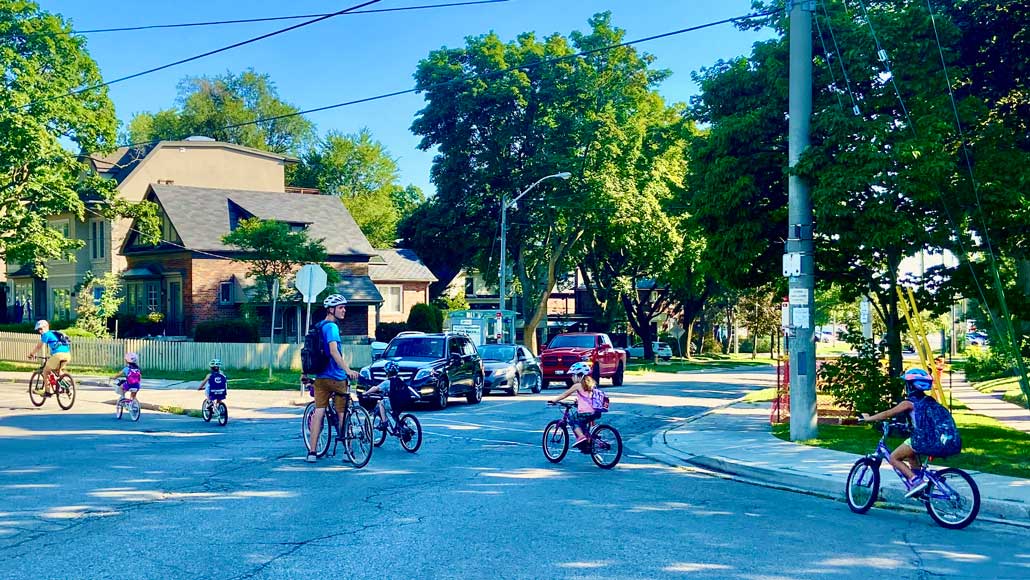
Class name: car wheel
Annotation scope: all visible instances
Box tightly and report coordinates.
[591,363,601,384]
[508,374,520,396]
[612,363,624,386]
[467,373,483,404]
[530,376,541,394]
[540,380,550,391]
[434,378,449,410]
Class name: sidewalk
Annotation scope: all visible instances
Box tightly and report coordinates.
[949,380,1030,433]
[638,400,1030,526]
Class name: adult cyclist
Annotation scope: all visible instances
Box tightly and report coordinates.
[306,294,360,463]
[27,320,70,380]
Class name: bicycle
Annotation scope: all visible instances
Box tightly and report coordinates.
[201,397,228,427]
[361,392,423,453]
[109,379,141,422]
[845,420,981,529]
[28,355,76,410]
[300,378,374,468]
[542,401,623,469]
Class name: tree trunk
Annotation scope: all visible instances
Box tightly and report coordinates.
[684,313,697,360]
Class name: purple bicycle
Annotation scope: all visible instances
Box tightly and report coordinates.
[846,420,980,529]
[542,401,622,469]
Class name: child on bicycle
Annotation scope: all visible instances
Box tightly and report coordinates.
[197,358,228,403]
[549,362,601,450]
[860,368,934,498]
[113,352,142,401]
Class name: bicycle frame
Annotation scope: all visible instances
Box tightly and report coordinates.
[865,422,963,503]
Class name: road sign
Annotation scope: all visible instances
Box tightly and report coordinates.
[295,264,327,304]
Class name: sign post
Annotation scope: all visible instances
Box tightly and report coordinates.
[269,278,280,381]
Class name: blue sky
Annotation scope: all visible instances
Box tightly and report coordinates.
[41,0,774,195]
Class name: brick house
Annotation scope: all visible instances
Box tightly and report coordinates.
[121,183,381,339]
[369,249,437,325]
[5,138,296,324]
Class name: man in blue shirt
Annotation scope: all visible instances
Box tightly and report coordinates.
[307,294,360,463]
[27,320,71,378]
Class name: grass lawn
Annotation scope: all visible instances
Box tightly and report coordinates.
[773,410,1030,479]
[626,354,776,375]
[974,375,1030,408]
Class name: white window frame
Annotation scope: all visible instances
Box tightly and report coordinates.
[50,219,71,262]
[90,218,106,260]
[380,285,403,315]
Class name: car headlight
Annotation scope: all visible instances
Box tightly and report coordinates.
[492,368,507,376]
[580,354,592,361]
[414,368,434,381]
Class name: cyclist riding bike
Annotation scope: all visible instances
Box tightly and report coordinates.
[27,320,70,379]
[306,294,360,463]
[548,362,602,451]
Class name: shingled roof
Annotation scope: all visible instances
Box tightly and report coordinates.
[138,184,375,258]
[370,249,437,283]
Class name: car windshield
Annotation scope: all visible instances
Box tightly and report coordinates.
[548,335,595,349]
[479,345,515,361]
[385,337,445,359]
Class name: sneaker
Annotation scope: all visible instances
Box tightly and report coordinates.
[305,452,317,463]
[905,477,928,498]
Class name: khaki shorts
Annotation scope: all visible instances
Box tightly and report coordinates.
[314,378,350,409]
[44,352,71,377]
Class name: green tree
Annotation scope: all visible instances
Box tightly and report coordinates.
[221,218,328,300]
[126,69,315,155]
[408,12,673,352]
[0,1,157,274]
[390,184,426,223]
[73,272,123,338]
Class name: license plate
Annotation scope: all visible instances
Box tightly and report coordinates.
[555,370,564,375]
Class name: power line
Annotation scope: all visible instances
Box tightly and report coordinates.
[854,0,914,133]
[18,0,383,111]
[49,1,511,36]
[812,9,844,111]
[817,0,859,114]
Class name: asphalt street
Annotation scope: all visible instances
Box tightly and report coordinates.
[1,368,1028,579]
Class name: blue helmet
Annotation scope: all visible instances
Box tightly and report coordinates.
[384,361,400,376]
[902,368,933,391]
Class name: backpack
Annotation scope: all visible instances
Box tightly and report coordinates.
[910,396,962,457]
[52,331,71,347]
[207,371,227,399]
[125,366,142,388]
[387,375,420,411]
[300,321,332,375]
[589,388,610,413]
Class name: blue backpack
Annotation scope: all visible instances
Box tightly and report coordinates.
[910,396,962,457]
[208,372,228,400]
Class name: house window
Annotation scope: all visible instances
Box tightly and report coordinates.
[219,282,233,305]
[147,285,159,312]
[380,285,402,314]
[90,219,106,260]
[50,219,71,261]
[465,276,474,295]
[92,286,104,306]
[51,288,72,321]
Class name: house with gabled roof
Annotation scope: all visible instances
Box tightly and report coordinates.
[369,249,438,324]
[121,183,382,339]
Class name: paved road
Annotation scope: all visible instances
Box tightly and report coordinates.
[1,369,1028,579]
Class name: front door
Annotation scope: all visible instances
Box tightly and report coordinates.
[167,281,183,335]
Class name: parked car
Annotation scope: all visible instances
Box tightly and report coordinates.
[966,332,989,346]
[358,333,484,410]
[625,341,673,361]
[539,332,626,389]
[478,344,542,396]
[370,341,388,360]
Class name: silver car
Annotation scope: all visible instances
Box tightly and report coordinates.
[626,341,674,361]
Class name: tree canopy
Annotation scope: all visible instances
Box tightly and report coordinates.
[222,218,328,300]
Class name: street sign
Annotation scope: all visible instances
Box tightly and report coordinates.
[793,307,811,329]
[295,264,327,304]
[781,301,791,328]
[788,288,809,304]
[859,300,870,324]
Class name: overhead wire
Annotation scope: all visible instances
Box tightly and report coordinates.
[818,0,861,115]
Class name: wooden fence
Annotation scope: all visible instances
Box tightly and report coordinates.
[0,332,371,372]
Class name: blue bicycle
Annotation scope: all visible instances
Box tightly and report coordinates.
[846,420,980,529]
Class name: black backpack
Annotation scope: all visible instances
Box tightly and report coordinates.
[387,375,420,411]
[300,321,332,375]
[910,396,962,457]
[52,331,71,347]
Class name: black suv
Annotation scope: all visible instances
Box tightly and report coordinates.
[358,333,485,410]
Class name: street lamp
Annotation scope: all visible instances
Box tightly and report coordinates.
[499,172,572,317]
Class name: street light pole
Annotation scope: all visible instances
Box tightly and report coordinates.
[498,172,572,327]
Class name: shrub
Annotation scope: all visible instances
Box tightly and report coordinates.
[964,347,1016,381]
[376,322,407,342]
[0,320,72,333]
[701,335,723,355]
[63,326,98,339]
[407,303,442,333]
[194,319,260,343]
[818,329,902,416]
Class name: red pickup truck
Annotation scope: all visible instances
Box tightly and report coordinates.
[539,332,627,389]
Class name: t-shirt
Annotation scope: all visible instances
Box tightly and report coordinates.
[316,320,347,381]
[41,330,70,354]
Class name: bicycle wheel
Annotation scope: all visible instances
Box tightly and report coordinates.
[344,405,373,468]
[116,399,124,420]
[398,413,422,453]
[542,420,569,463]
[590,424,623,469]
[28,373,45,407]
[202,401,212,422]
[924,467,980,529]
[216,403,228,426]
[55,374,76,410]
[845,458,880,514]
[129,399,141,422]
[372,412,388,447]
[302,402,331,458]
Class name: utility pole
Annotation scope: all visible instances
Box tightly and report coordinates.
[787,1,818,441]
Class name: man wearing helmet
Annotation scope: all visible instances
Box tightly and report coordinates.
[27,320,71,379]
[306,294,360,463]
[860,368,935,497]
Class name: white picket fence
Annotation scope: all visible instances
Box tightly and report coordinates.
[0,331,371,372]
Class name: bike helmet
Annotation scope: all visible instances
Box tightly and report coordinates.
[124,352,138,364]
[902,368,933,391]
[209,358,222,368]
[385,361,400,376]
[568,362,592,378]
[323,294,347,308]
[34,320,48,331]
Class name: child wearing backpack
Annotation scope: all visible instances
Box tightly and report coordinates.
[861,368,962,498]
[113,352,142,401]
[549,362,608,451]
[197,358,228,404]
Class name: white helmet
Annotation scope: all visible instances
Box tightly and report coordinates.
[323,294,347,308]
[209,358,222,368]
[34,320,49,331]
[124,352,139,364]
[568,362,592,378]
